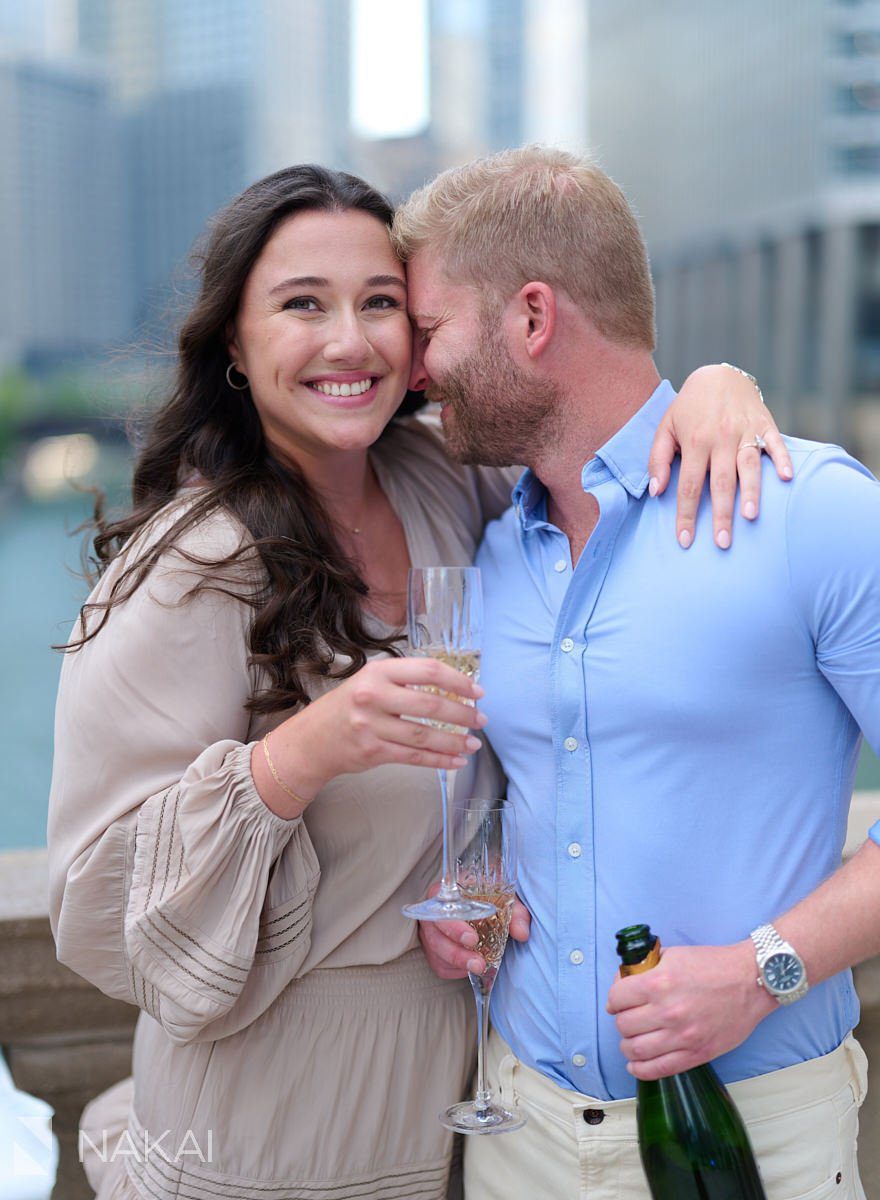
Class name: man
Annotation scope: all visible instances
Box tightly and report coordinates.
[392,146,880,1199]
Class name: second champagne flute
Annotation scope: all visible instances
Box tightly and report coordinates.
[441,797,526,1134]
[402,566,494,923]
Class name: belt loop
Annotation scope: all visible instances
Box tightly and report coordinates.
[497,1052,518,1109]
[844,1034,869,1104]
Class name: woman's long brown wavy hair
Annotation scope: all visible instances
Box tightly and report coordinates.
[67,164,422,714]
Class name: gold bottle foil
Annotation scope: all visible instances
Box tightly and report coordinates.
[619,936,662,976]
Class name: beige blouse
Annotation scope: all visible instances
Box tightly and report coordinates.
[48,414,515,1048]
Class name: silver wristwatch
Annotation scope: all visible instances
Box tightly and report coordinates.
[750,923,809,1005]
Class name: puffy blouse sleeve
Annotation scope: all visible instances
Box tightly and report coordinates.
[48,507,320,1045]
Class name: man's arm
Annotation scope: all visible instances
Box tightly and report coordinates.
[607,838,880,1080]
[610,445,880,1079]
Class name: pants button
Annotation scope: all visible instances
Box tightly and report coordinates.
[583,1108,605,1125]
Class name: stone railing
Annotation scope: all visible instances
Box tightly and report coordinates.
[2,795,880,1199]
[0,849,136,1199]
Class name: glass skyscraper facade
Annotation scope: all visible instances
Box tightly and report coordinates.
[588,0,880,461]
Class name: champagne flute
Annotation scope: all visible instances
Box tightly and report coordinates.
[441,798,525,1134]
[402,566,495,923]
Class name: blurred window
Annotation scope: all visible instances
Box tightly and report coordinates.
[854,224,880,391]
[801,231,822,392]
[757,241,777,393]
[837,144,880,172]
[836,30,880,56]
[835,82,880,112]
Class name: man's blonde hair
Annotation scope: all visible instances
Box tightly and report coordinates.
[392,145,655,350]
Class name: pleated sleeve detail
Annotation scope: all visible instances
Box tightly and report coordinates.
[124,740,320,1044]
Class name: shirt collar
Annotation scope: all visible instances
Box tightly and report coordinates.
[511,379,676,529]
[511,469,548,530]
[587,378,676,499]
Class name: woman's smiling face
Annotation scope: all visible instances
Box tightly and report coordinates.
[227,208,412,466]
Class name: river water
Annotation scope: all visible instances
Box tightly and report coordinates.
[0,490,95,849]
[2,450,878,852]
[0,431,132,851]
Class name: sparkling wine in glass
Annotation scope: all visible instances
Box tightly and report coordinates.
[402,567,495,923]
[441,798,526,1135]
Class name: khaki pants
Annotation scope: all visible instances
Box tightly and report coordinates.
[465,1030,868,1200]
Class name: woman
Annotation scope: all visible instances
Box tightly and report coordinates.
[48,164,782,1200]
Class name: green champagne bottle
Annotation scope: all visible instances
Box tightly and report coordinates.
[615,924,767,1200]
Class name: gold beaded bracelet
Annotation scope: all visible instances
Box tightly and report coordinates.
[261,732,311,808]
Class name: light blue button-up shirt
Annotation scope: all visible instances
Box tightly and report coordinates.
[478,380,880,1101]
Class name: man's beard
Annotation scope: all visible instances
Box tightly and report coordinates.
[427,321,563,468]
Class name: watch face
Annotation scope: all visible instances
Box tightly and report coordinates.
[764,952,804,993]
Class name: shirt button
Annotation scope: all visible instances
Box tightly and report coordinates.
[564,736,578,752]
[554,559,567,572]
[569,949,584,965]
[560,637,574,652]
[572,1053,587,1068]
[567,842,582,858]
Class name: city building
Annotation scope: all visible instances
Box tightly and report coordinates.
[254,0,350,177]
[77,0,352,333]
[127,81,250,333]
[0,54,129,370]
[0,0,592,367]
[0,0,77,59]
[588,0,880,461]
[522,0,589,151]
[77,0,350,176]
[364,0,588,200]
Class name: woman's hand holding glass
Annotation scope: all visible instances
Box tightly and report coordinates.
[253,657,486,819]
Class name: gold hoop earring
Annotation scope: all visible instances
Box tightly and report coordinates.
[226,362,249,391]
